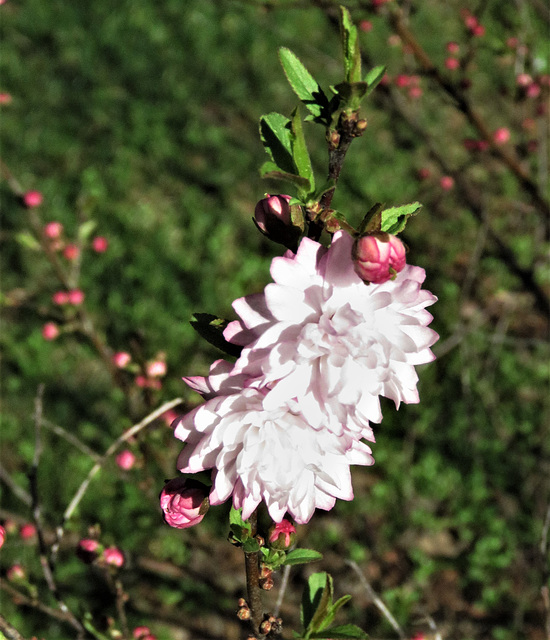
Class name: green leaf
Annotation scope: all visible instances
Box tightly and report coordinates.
[290,107,315,194]
[309,624,369,639]
[340,6,361,83]
[278,47,331,123]
[259,112,295,174]
[357,202,384,235]
[318,595,352,631]
[301,572,329,630]
[229,506,252,533]
[243,538,261,553]
[190,313,243,357]
[15,232,41,251]
[331,81,369,111]
[364,65,386,96]
[284,548,323,566]
[380,201,422,234]
[260,161,311,191]
[77,219,97,242]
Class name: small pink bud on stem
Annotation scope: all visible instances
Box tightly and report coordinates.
[159,478,209,529]
[268,519,296,550]
[253,194,304,250]
[353,233,407,284]
[23,191,43,208]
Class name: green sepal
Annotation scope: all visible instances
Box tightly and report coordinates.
[357,202,384,235]
[364,65,386,96]
[283,548,323,566]
[380,202,422,234]
[189,313,242,358]
[290,107,315,195]
[260,161,311,191]
[259,112,295,174]
[228,506,252,544]
[279,47,331,124]
[309,624,368,639]
[243,538,261,553]
[340,6,362,83]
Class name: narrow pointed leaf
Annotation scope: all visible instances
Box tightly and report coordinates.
[190,313,243,357]
[317,595,352,631]
[284,548,323,566]
[279,48,330,122]
[310,624,368,639]
[381,202,422,234]
[259,112,295,174]
[308,574,334,632]
[364,65,386,96]
[301,572,329,630]
[290,107,314,191]
[340,6,361,83]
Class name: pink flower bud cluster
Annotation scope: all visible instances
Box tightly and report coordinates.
[159,478,209,529]
[393,74,423,99]
[76,539,124,568]
[461,9,485,36]
[52,289,85,306]
[353,233,407,284]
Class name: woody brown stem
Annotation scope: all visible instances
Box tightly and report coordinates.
[244,511,264,636]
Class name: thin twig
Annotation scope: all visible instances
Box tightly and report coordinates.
[0,463,33,506]
[345,560,407,639]
[41,417,101,461]
[51,397,183,563]
[0,613,25,640]
[28,385,86,638]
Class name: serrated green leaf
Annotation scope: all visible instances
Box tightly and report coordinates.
[189,313,242,357]
[259,112,295,174]
[364,65,386,96]
[279,48,330,123]
[290,107,314,193]
[340,6,361,83]
[381,202,422,234]
[15,232,41,250]
[309,624,368,639]
[260,162,311,190]
[284,548,323,566]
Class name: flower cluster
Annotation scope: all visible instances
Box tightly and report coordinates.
[169,230,437,525]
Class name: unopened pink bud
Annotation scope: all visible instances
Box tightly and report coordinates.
[446,42,460,54]
[76,538,101,563]
[417,167,431,181]
[7,564,25,581]
[23,191,43,208]
[506,37,519,48]
[113,352,131,368]
[160,478,209,529]
[44,222,63,239]
[394,74,410,88]
[63,244,80,261]
[161,409,178,427]
[92,236,108,253]
[133,628,155,640]
[516,73,532,87]
[359,20,373,32]
[68,289,84,305]
[20,523,37,540]
[103,546,124,568]
[353,234,406,284]
[440,175,455,191]
[0,525,5,549]
[493,127,510,145]
[146,360,166,378]
[116,450,136,470]
[254,194,292,232]
[135,375,147,388]
[471,24,485,37]
[0,92,12,105]
[268,519,296,549]
[52,291,69,305]
[526,82,541,98]
[42,322,60,341]
[408,86,423,99]
[445,57,460,70]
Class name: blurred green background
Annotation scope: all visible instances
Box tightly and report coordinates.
[1,1,549,639]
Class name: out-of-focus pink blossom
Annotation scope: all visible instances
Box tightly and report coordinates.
[408,86,423,99]
[268,519,296,549]
[103,546,124,568]
[160,478,209,529]
[23,191,43,208]
[63,244,80,261]
[440,176,455,191]
[0,525,5,549]
[471,24,485,37]
[445,57,460,70]
[133,627,156,640]
[7,564,25,581]
[113,352,131,368]
[116,450,136,470]
[92,236,108,253]
[52,291,69,305]
[147,360,167,378]
[76,538,100,563]
[394,74,410,87]
[353,233,407,284]
[526,83,541,98]
[68,289,84,305]
[0,92,12,104]
[359,20,373,32]
[493,127,511,145]
[42,322,60,341]
[20,523,37,540]
[516,73,533,87]
[417,167,431,181]
[446,42,460,54]
[161,409,178,427]
[44,222,63,239]
[135,375,147,388]
[506,37,519,48]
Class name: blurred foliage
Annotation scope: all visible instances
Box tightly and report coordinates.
[1,0,549,639]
